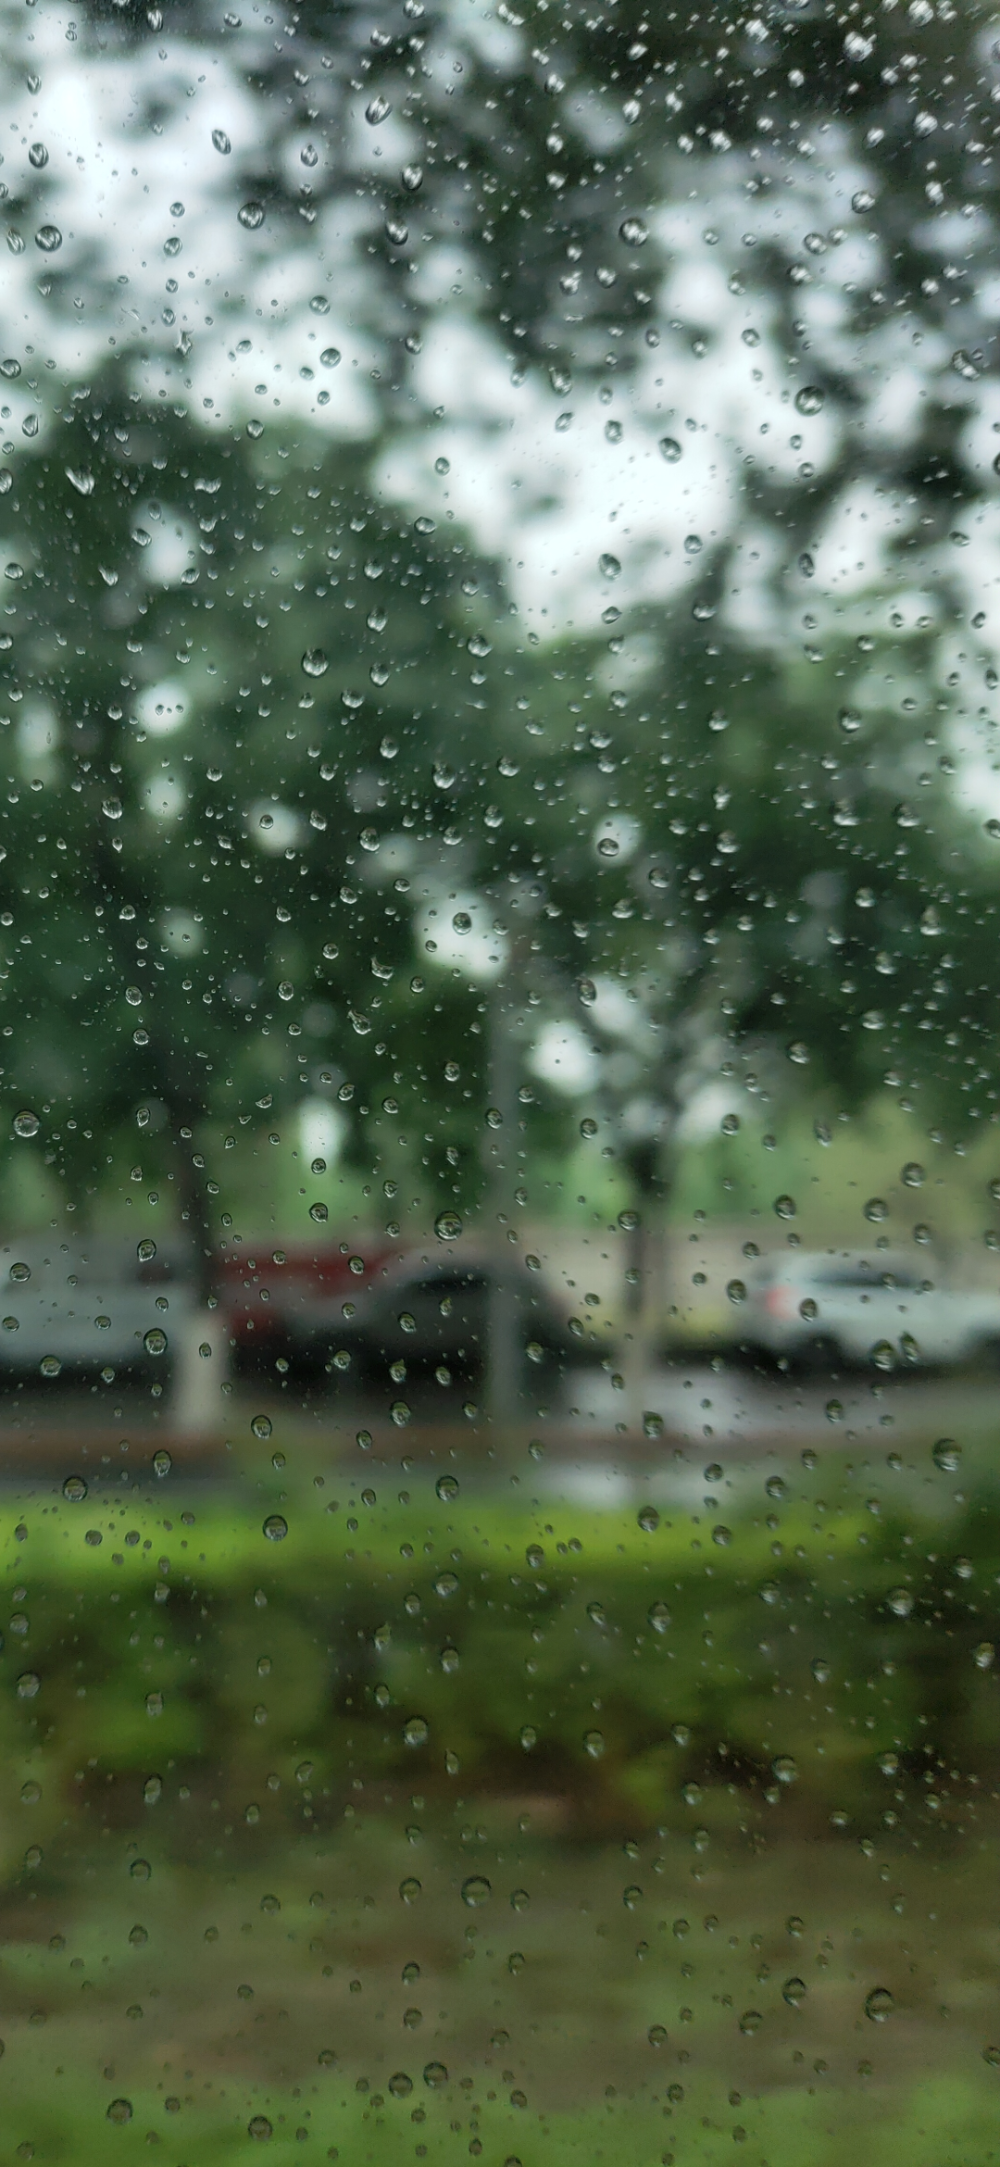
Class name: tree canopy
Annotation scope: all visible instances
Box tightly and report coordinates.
[0,0,997,1243]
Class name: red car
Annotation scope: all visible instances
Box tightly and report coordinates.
[218,1239,394,1371]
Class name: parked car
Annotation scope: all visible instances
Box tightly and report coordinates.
[0,1237,195,1384]
[741,1251,1000,1370]
[219,1242,392,1372]
[222,1243,590,1384]
[335,1254,583,1383]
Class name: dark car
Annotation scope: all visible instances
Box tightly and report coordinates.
[332,1253,585,1386]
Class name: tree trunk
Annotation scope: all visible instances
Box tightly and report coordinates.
[485,973,521,1433]
[620,1134,668,1438]
[166,1106,230,1437]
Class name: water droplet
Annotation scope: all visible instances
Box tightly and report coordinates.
[403,1716,428,1748]
[901,1161,925,1188]
[390,1400,411,1428]
[143,1328,167,1357]
[152,1449,172,1479]
[309,1201,329,1224]
[648,1601,671,1633]
[137,1239,157,1264]
[251,1414,273,1441]
[130,1858,151,1881]
[321,345,341,368]
[389,2072,413,2098]
[17,1672,39,1699]
[28,142,48,168]
[726,1279,747,1305]
[302,648,328,677]
[773,1194,796,1220]
[782,1977,807,2008]
[145,1690,163,1718]
[435,1571,459,1599]
[864,1987,894,2024]
[248,2115,273,2139]
[583,1729,605,1759]
[648,2023,668,2047]
[637,1505,660,1533]
[262,1515,287,1542]
[106,2099,133,2124]
[642,1410,664,1438]
[238,200,265,229]
[811,1657,831,1683]
[931,1437,961,1474]
[212,127,231,153]
[435,1475,459,1503]
[13,1110,39,1139]
[399,1876,422,1904]
[794,385,825,415]
[366,93,391,123]
[870,1340,895,1373]
[34,225,62,252]
[863,1197,888,1224]
[62,1475,87,1502]
[596,834,620,858]
[65,467,94,496]
[618,1208,639,1232]
[659,435,682,462]
[461,1874,491,1908]
[712,1524,732,1548]
[599,552,621,579]
[886,1586,913,1618]
[423,2061,448,2090]
[435,1209,462,1241]
[739,2010,763,2035]
[771,1755,798,1784]
[973,1640,995,1670]
[40,1355,61,1378]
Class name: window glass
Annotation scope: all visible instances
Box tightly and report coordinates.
[0,2,996,2162]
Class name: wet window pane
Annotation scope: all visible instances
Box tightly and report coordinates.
[0,2,997,2161]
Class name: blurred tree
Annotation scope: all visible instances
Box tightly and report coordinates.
[0,0,996,1305]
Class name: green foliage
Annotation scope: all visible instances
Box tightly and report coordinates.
[3,1457,995,1871]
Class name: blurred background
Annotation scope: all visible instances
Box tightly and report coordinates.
[0,0,996,2159]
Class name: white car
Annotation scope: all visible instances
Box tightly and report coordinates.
[0,1238,194,1383]
[743,1251,1000,1370]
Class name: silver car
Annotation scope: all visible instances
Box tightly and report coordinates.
[0,1238,194,1384]
[742,1251,1000,1370]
